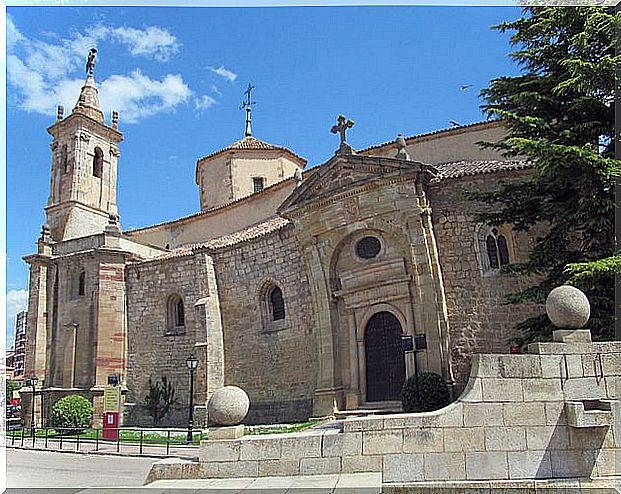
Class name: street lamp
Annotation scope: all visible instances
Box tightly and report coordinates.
[28,375,39,436]
[186,354,199,444]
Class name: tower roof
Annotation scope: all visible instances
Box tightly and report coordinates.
[197,135,307,166]
[72,73,104,123]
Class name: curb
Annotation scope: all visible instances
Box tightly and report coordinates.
[7,445,198,461]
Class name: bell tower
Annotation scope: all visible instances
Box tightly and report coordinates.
[46,49,123,241]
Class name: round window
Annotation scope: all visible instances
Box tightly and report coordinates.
[356,236,381,259]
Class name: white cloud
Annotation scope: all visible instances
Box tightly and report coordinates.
[194,94,217,113]
[7,16,197,123]
[6,290,28,350]
[110,26,180,62]
[210,65,237,82]
[100,70,191,123]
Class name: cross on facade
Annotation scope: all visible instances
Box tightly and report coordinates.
[331,115,355,155]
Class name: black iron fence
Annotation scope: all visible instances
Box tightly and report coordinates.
[6,426,204,457]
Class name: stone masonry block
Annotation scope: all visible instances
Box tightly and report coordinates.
[257,459,299,477]
[299,457,341,475]
[199,440,240,462]
[563,377,607,401]
[383,453,424,483]
[544,402,565,426]
[240,437,282,460]
[484,427,526,451]
[539,356,563,379]
[459,379,482,403]
[341,455,382,474]
[465,451,509,480]
[344,417,384,433]
[201,460,258,478]
[594,448,618,477]
[522,378,563,401]
[403,427,444,453]
[423,452,466,481]
[463,403,504,427]
[601,353,620,377]
[497,355,542,379]
[322,432,362,457]
[444,427,485,452]
[550,449,598,478]
[482,379,524,402]
[507,450,552,479]
[526,426,569,451]
[280,434,322,459]
[363,430,403,455]
[420,403,464,427]
[503,403,546,426]
[605,376,620,399]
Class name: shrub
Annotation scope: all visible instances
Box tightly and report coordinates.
[402,372,450,413]
[50,395,93,432]
[144,376,178,426]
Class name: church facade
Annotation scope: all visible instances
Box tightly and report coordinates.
[23,68,541,427]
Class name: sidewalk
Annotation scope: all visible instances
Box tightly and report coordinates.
[7,435,198,459]
[76,473,383,493]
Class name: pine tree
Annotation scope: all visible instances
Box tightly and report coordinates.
[467,7,620,342]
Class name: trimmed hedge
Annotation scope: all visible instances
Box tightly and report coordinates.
[50,395,93,431]
[402,372,450,413]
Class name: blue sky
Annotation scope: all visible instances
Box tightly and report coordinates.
[5,5,522,348]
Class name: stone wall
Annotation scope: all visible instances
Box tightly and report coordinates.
[148,340,620,485]
[125,253,214,427]
[212,225,317,424]
[427,170,543,389]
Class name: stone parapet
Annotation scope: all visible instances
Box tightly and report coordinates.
[147,341,620,485]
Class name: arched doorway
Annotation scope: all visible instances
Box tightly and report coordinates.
[364,311,406,402]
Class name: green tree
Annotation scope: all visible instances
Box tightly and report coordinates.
[467,7,620,342]
[144,376,178,426]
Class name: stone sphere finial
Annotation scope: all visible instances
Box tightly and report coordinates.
[57,105,64,120]
[395,133,410,160]
[208,386,250,426]
[546,285,590,329]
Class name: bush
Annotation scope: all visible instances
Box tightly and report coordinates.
[402,372,450,413]
[50,395,93,432]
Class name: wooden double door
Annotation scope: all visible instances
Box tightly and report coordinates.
[364,311,406,402]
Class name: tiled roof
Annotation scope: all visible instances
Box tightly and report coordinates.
[359,121,501,154]
[145,216,291,262]
[435,160,533,179]
[198,135,307,164]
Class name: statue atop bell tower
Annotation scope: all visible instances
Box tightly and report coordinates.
[45,49,123,241]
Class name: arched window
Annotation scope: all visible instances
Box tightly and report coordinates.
[270,287,285,321]
[486,228,510,270]
[78,271,86,296]
[166,294,185,334]
[93,147,103,178]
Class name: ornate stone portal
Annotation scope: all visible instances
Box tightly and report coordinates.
[279,146,453,416]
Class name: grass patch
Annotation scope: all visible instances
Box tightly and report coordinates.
[244,419,322,435]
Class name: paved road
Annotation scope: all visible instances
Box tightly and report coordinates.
[7,448,155,489]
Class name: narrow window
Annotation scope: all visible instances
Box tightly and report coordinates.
[176,299,185,327]
[93,147,103,178]
[270,287,285,321]
[497,235,510,266]
[486,234,499,269]
[78,271,86,296]
[166,294,185,333]
[253,177,265,193]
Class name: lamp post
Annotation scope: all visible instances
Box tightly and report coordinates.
[28,375,39,437]
[186,354,199,444]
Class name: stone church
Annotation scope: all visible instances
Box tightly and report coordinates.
[23,64,541,427]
